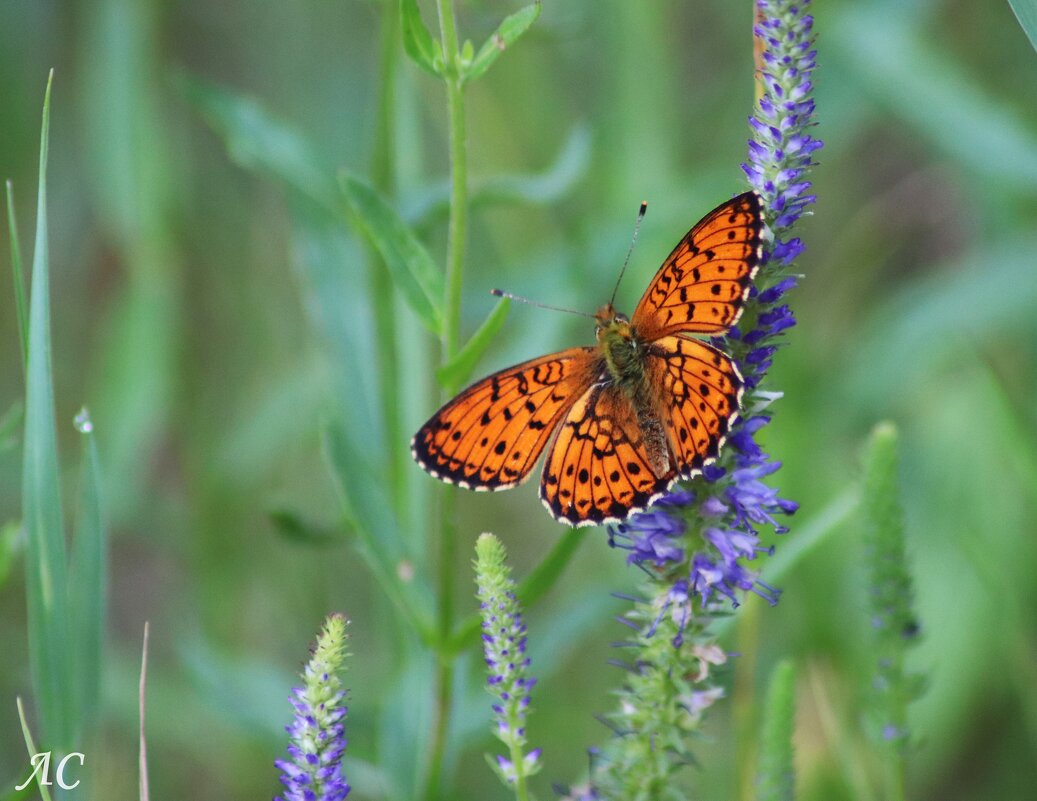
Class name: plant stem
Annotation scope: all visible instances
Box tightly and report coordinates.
[423,2,468,799]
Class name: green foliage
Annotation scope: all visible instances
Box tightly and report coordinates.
[756,661,797,801]
[400,0,443,76]
[5,181,27,373]
[436,297,510,390]
[341,174,445,335]
[20,71,74,749]
[462,3,541,84]
[1007,0,1037,52]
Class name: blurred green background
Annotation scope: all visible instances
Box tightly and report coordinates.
[1,0,1036,799]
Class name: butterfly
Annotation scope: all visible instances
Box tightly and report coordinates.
[411,192,763,527]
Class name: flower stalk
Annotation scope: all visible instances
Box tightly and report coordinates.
[274,614,352,801]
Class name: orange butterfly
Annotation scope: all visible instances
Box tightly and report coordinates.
[412,192,762,527]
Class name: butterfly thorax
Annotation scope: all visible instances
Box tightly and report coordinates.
[595,303,647,396]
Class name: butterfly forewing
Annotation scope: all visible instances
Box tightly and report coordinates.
[631,192,762,339]
[645,335,744,478]
[411,348,598,490]
[540,383,676,527]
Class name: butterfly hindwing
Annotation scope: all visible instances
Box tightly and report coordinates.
[632,192,762,339]
[411,348,597,491]
[540,383,677,526]
[644,335,744,478]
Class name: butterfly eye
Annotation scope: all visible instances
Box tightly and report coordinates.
[615,313,629,324]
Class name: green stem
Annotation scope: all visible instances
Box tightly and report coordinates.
[510,735,530,801]
[423,3,467,799]
[370,0,405,512]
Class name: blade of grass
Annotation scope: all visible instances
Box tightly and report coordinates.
[5,180,29,372]
[1008,0,1037,53]
[22,69,73,749]
[139,622,150,801]
[16,697,53,801]
[68,409,106,734]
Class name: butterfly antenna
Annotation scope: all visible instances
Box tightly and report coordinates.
[609,200,648,307]
[490,288,596,318]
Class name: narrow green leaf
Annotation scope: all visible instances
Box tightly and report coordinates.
[0,400,24,452]
[1008,0,1037,53]
[399,0,442,76]
[464,2,541,84]
[16,698,53,801]
[862,423,920,799]
[340,174,444,334]
[6,180,29,372]
[69,409,106,735]
[756,660,797,801]
[322,422,435,644]
[22,70,73,749]
[436,298,510,391]
[178,73,338,211]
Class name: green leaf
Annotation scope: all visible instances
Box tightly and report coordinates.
[464,2,541,84]
[5,180,28,373]
[68,409,107,735]
[322,422,435,644]
[436,297,510,392]
[22,70,73,749]
[16,698,53,801]
[1008,0,1037,53]
[756,660,797,801]
[399,0,442,76]
[340,174,444,334]
[178,73,338,211]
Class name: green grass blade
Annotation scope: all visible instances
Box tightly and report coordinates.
[464,2,541,84]
[21,69,73,749]
[436,297,509,392]
[5,180,29,372]
[1008,0,1037,52]
[68,409,107,734]
[16,697,53,801]
[340,173,444,334]
[755,660,797,801]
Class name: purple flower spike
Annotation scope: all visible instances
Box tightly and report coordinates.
[275,615,351,801]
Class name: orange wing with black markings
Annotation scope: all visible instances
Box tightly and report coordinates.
[631,192,762,339]
[644,335,745,479]
[411,348,598,491]
[540,383,677,527]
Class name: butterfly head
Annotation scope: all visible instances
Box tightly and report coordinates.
[594,303,630,337]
